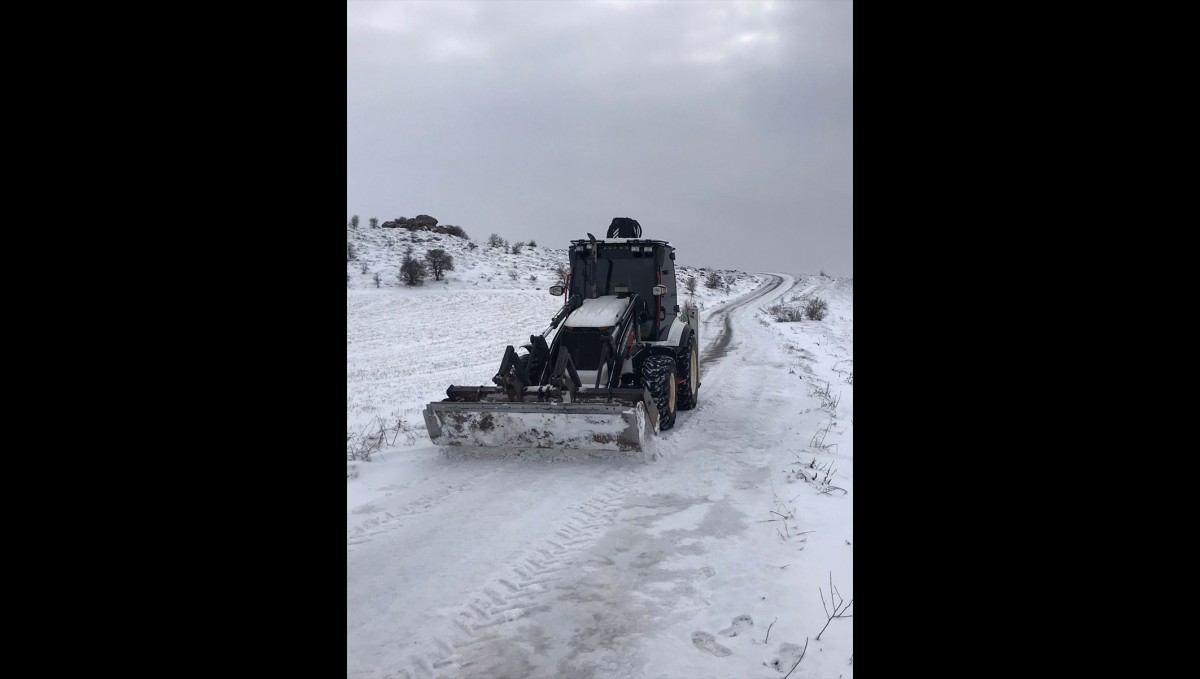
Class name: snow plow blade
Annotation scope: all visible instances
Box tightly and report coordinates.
[424,387,659,452]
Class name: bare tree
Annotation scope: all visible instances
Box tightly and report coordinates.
[369,217,379,228]
[685,276,697,294]
[424,248,454,281]
[349,215,359,229]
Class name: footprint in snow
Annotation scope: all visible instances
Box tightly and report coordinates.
[691,631,732,657]
[719,614,754,637]
[769,642,806,671]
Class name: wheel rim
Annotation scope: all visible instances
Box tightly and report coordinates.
[690,345,698,396]
[668,368,676,414]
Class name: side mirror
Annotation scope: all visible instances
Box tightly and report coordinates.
[549,284,564,296]
[651,285,666,296]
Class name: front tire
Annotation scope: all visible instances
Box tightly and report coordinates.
[642,354,677,431]
[676,332,699,410]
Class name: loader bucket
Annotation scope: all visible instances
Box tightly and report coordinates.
[424,399,656,452]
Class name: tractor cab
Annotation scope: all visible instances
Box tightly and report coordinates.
[565,237,678,342]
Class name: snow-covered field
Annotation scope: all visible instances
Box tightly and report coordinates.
[347,226,852,678]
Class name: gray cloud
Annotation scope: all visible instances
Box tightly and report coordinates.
[348,0,852,277]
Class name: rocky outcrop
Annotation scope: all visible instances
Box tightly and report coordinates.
[380,215,468,239]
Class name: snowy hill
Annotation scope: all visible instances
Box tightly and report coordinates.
[346,225,853,679]
[347,225,764,298]
[346,224,770,436]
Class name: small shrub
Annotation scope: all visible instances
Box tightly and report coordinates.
[705,272,722,289]
[349,215,359,229]
[768,303,804,322]
[529,274,538,282]
[369,217,379,229]
[399,254,427,285]
[685,276,698,294]
[511,242,524,255]
[803,297,829,321]
[347,416,417,461]
[373,272,381,288]
[467,241,478,250]
[443,225,470,239]
[553,264,568,282]
[488,233,505,248]
[528,240,537,247]
[360,262,369,274]
[347,241,356,261]
[508,270,519,281]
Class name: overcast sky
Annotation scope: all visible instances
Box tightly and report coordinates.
[348,0,852,277]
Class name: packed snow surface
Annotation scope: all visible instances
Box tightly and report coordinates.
[347,227,852,678]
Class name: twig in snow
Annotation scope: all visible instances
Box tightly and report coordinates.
[781,637,809,679]
[816,572,853,641]
[764,617,777,643]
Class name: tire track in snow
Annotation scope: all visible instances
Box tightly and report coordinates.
[700,274,788,370]
[394,470,642,679]
[347,471,501,551]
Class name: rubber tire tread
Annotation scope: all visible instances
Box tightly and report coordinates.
[642,354,677,431]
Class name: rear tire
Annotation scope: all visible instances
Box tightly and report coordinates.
[642,354,677,431]
[676,332,699,410]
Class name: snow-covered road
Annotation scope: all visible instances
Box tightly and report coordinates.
[348,274,853,679]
